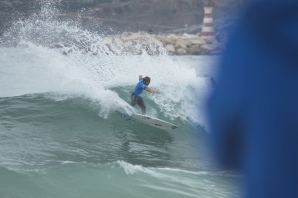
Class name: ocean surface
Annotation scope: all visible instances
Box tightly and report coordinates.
[0,2,241,198]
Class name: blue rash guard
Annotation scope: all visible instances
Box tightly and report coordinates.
[133,79,147,97]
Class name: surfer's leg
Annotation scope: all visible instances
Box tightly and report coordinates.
[137,97,146,115]
[131,93,137,106]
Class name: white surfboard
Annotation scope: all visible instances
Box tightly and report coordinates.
[116,111,178,131]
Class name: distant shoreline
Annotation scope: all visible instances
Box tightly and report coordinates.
[63,32,225,56]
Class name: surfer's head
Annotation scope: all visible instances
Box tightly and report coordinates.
[143,76,151,85]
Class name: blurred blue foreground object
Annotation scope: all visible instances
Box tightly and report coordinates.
[207,0,298,198]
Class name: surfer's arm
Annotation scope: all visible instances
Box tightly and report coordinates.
[145,87,156,94]
[139,75,143,80]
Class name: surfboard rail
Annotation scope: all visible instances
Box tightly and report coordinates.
[115,111,178,131]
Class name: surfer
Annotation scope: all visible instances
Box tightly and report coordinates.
[131,75,156,115]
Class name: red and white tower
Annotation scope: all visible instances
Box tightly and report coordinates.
[201,1,215,40]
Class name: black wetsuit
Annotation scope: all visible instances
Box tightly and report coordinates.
[131,93,146,115]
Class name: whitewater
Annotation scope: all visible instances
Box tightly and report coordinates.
[0,1,240,198]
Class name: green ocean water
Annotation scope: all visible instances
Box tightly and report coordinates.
[0,90,240,198]
[0,2,241,197]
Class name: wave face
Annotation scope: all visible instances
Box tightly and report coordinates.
[0,1,240,198]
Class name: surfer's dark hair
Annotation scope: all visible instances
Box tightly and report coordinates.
[143,76,151,83]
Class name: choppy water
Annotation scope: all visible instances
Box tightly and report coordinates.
[0,1,240,198]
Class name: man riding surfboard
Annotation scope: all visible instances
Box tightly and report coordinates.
[131,75,156,115]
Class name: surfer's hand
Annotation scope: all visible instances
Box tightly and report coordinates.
[152,90,156,95]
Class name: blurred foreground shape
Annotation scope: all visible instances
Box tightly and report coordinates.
[208,0,298,197]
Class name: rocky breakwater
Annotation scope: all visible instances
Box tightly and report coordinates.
[79,32,224,56]
[155,33,224,55]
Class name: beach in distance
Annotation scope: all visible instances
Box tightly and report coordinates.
[69,31,225,56]
[0,0,237,56]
